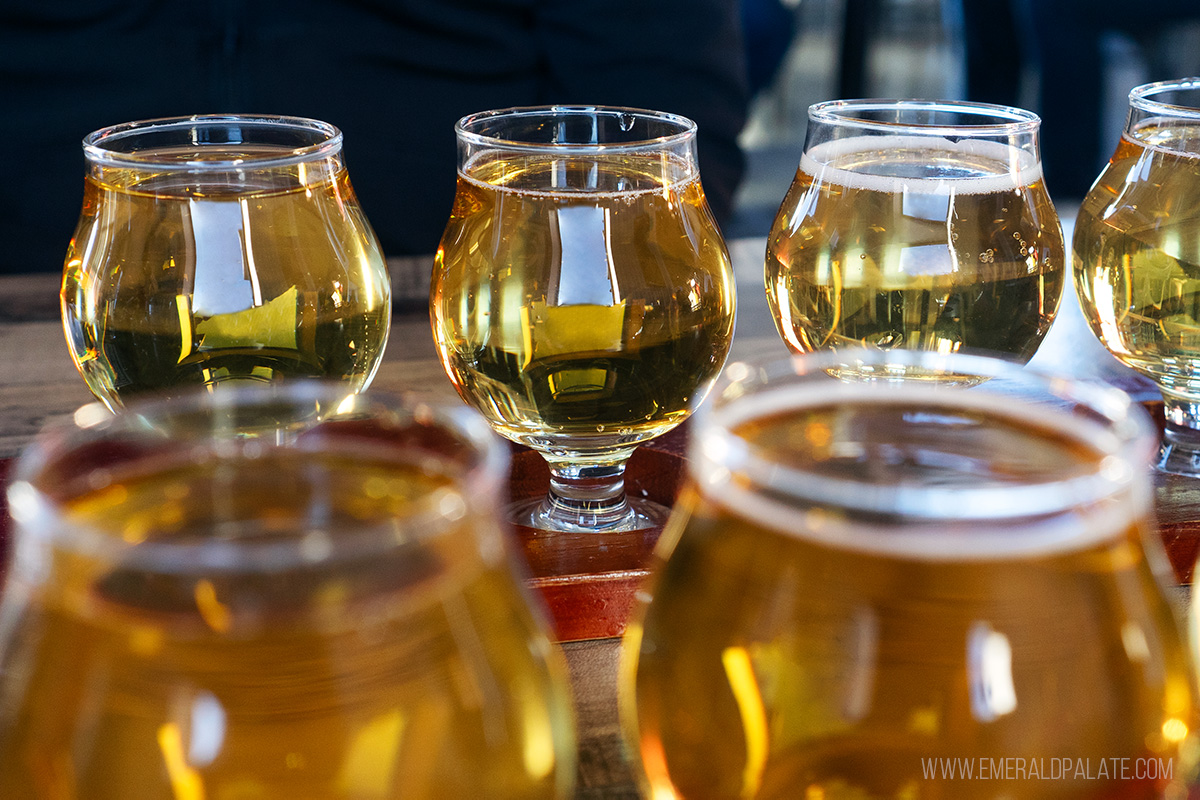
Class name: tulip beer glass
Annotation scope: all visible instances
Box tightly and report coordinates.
[0,384,576,798]
[1075,78,1200,475]
[431,106,736,532]
[624,350,1197,799]
[765,100,1064,376]
[61,115,392,411]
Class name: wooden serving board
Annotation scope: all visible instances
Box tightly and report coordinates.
[508,426,686,642]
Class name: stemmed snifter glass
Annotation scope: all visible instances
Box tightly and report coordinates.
[765,99,1065,377]
[1074,78,1200,475]
[431,106,736,532]
[61,114,391,411]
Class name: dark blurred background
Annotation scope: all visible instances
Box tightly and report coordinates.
[732,0,1200,237]
[0,0,750,275]
[4,0,1200,274]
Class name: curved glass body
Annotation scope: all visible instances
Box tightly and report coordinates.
[61,115,392,411]
[0,384,575,799]
[766,100,1064,375]
[624,350,1197,799]
[1074,78,1200,474]
[432,106,736,531]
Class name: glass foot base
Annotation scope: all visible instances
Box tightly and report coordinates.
[1157,397,1200,477]
[1157,436,1200,477]
[509,495,672,533]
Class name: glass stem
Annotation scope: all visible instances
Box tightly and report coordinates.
[541,458,635,531]
[1157,392,1200,476]
[509,448,673,533]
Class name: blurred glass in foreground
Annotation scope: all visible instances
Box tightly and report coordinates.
[624,350,1196,799]
[0,383,574,799]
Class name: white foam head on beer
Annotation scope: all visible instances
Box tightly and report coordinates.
[800,135,1044,198]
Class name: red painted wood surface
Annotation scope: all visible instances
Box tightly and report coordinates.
[1145,403,1200,585]
[507,426,686,642]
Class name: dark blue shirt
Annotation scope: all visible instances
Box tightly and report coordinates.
[0,0,749,274]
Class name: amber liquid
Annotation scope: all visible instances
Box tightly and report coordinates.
[431,154,735,454]
[1074,123,1200,398]
[0,449,575,799]
[625,397,1197,799]
[766,137,1064,368]
[62,153,391,409]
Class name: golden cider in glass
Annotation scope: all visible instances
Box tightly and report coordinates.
[1074,123,1200,397]
[431,153,735,455]
[0,400,575,799]
[624,366,1197,799]
[62,120,391,410]
[766,136,1063,362]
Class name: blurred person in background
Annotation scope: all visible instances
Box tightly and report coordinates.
[0,0,748,276]
[963,0,1200,201]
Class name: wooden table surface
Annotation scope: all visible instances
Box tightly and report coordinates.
[0,235,1195,799]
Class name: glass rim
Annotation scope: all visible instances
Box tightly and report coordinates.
[6,382,508,572]
[82,113,344,171]
[1129,77,1200,118]
[454,104,697,154]
[808,98,1042,137]
[690,349,1155,559]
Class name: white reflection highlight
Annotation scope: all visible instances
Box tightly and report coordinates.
[967,622,1018,722]
[843,606,879,721]
[188,691,227,767]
